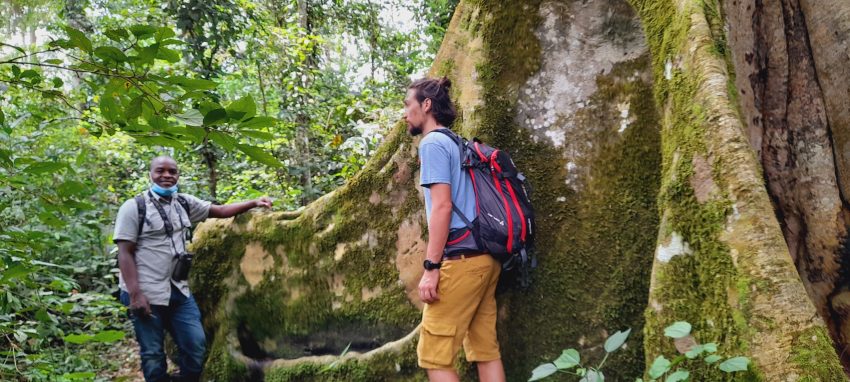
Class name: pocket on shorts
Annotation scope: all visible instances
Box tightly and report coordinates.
[420,321,457,366]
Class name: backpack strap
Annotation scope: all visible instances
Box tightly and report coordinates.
[431,129,475,232]
[134,194,147,238]
[175,195,191,218]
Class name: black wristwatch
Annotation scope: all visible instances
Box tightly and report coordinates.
[423,259,442,270]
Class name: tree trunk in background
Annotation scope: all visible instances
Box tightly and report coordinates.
[191,0,850,380]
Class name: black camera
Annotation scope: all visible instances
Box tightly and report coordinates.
[172,253,194,281]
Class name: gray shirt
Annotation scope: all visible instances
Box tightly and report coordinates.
[113,190,211,305]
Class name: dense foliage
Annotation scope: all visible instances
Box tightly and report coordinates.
[0,0,457,379]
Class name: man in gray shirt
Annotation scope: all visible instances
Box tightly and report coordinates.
[113,156,271,382]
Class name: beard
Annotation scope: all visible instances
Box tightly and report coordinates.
[408,123,423,136]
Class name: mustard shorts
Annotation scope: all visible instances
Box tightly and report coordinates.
[417,254,501,369]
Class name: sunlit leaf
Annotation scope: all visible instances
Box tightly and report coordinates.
[129,24,157,39]
[167,76,217,91]
[156,47,180,63]
[666,370,689,382]
[240,129,274,141]
[0,263,33,282]
[648,356,671,379]
[100,93,122,123]
[175,109,203,127]
[24,161,65,174]
[553,348,580,369]
[63,333,94,345]
[105,28,129,42]
[93,330,125,343]
[155,27,176,41]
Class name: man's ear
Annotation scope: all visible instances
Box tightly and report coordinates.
[422,98,432,113]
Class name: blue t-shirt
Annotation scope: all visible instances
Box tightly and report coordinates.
[419,128,477,231]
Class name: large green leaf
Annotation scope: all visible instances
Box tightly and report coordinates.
[100,93,122,123]
[156,47,180,63]
[604,328,631,353]
[129,24,157,39]
[226,95,257,121]
[125,96,144,120]
[553,349,580,369]
[105,28,129,42]
[155,27,176,41]
[238,116,277,129]
[648,356,671,379]
[240,129,275,141]
[64,372,96,380]
[663,321,691,339]
[203,108,228,126]
[175,109,204,127]
[0,263,33,282]
[237,144,283,167]
[528,363,558,381]
[64,333,94,345]
[24,161,65,174]
[62,26,92,52]
[93,330,125,343]
[209,131,238,150]
[168,76,217,91]
[94,46,128,63]
[665,370,689,382]
[718,357,749,373]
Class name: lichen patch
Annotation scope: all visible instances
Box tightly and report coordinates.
[655,231,693,263]
[240,242,275,288]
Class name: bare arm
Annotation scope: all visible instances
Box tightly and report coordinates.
[116,240,151,316]
[208,196,272,218]
[419,183,452,304]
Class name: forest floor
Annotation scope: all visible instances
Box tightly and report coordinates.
[99,336,143,381]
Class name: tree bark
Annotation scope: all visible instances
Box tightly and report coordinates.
[190,0,849,380]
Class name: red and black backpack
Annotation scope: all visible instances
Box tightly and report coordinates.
[435,129,537,284]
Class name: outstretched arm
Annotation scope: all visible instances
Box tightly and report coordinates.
[208,196,272,218]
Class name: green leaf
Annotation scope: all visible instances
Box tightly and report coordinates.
[38,211,67,228]
[156,47,180,63]
[129,24,157,39]
[57,180,88,197]
[240,129,274,141]
[125,96,144,120]
[604,328,631,353]
[553,348,580,369]
[718,357,749,373]
[44,58,63,65]
[105,28,129,42]
[155,27,176,41]
[64,372,96,380]
[702,343,718,353]
[175,109,204,127]
[579,370,603,382]
[24,161,65,174]
[100,93,122,123]
[203,108,228,126]
[237,143,283,167]
[529,363,558,381]
[35,308,52,322]
[0,107,4,125]
[663,322,692,339]
[648,356,671,379]
[208,131,237,150]
[704,355,722,364]
[665,370,689,382]
[94,46,128,63]
[684,344,704,359]
[52,77,63,88]
[63,333,94,345]
[62,25,92,52]
[134,135,187,150]
[238,116,277,129]
[1,264,33,282]
[93,330,125,343]
[226,95,257,121]
[167,76,217,91]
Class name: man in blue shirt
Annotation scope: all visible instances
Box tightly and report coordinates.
[404,77,505,382]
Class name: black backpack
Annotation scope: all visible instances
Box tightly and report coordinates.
[435,129,537,283]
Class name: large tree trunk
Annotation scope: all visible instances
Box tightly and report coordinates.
[191,0,849,380]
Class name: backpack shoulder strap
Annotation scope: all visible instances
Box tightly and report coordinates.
[175,195,191,218]
[432,129,475,232]
[134,194,146,237]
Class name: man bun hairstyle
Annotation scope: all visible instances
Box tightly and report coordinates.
[409,76,457,127]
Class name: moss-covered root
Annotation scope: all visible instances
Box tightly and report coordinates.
[630,0,846,380]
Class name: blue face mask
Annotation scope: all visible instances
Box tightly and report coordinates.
[151,183,178,197]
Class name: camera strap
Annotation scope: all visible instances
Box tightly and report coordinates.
[147,190,187,257]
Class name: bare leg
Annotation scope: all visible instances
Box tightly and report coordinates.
[427,369,460,382]
[477,359,505,382]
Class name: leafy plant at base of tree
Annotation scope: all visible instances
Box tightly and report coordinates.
[529,321,750,381]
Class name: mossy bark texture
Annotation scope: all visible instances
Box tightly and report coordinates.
[191,0,849,381]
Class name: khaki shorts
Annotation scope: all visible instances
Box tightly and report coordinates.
[417,254,501,369]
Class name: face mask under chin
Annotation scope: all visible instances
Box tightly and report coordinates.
[151,182,179,197]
